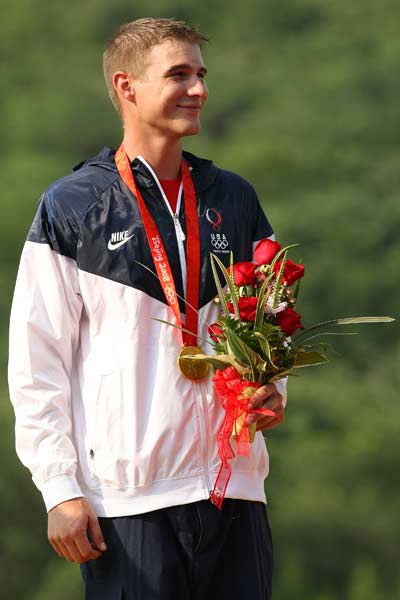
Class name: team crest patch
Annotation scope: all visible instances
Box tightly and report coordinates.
[206,208,222,231]
[206,208,230,253]
[210,232,229,253]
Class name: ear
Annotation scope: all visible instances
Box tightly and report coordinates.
[113,71,135,104]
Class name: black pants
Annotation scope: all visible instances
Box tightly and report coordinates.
[80,499,273,600]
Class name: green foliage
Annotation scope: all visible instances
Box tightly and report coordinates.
[31,560,83,600]
[1,1,399,598]
[267,359,400,599]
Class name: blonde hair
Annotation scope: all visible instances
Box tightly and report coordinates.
[103,17,208,113]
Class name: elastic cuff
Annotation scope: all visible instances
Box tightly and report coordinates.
[274,377,288,408]
[39,474,84,513]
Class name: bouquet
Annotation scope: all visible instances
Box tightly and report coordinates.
[183,239,394,508]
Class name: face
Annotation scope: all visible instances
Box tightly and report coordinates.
[128,39,208,139]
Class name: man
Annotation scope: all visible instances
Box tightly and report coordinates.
[9,17,286,599]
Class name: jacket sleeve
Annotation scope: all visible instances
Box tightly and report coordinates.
[247,185,274,245]
[8,192,84,512]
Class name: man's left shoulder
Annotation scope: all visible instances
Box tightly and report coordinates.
[184,151,258,199]
[216,167,257,194]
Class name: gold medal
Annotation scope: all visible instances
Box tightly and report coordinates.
[178,345,209,380]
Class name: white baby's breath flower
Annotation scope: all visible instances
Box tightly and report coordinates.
[265,295,288,315]
[283,336,292,348]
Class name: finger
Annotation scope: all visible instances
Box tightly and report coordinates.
[67,539,85,564]
[74,538,101,563]
[246,406,276,425]
[249,404,284,427]
[88,514,107,552]
[49,539,65,560]
[248,391,284,419]
[75,530,102,562]
[58,540,78,563]
[247,394,281,424]
[249,384,279,409]
[256,409,285,431]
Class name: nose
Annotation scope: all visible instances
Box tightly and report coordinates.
[187,76,208,101]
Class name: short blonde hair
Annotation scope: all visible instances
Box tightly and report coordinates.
[103,17,208,113]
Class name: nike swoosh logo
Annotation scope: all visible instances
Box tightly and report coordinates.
[107,234,134,251]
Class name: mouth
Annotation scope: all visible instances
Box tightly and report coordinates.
[176,105,202,111]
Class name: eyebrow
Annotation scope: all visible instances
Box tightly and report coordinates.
[164,63,208,75]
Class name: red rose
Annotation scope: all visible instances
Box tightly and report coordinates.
[254,239,282,266]
[208,322,224,342]
[227,297,258,321]
[228,262,257,286]
[273,259,304,286]
[276,308,304,336]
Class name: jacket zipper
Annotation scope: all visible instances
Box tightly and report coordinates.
[195,383,213,494]
[136,156,211,493]
[136,156,187,293]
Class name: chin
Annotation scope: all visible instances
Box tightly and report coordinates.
[179,121,202,137]
[184,128,201,137]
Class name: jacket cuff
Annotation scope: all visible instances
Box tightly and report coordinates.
[273,377,288,408]
[39,474,84,513]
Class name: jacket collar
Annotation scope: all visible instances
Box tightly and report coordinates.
[74,147,218,193]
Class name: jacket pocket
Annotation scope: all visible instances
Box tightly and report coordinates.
[85,369,146,489]
[86,373,104,481]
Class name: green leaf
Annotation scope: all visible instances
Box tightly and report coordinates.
[209,253,230,317]
[335,316,395,325]
[294,350,328,368]
[210,253,239,318]
[272,250,288,308]
[228,251,240,302]
[302,332,358,344]
[253,331,280,370]
[225,326,266,380]
[254,274,274,330]
[293,276,301,302]
[186,353,250,375]
[151,318,213,347]
[295,316,395,340]
[269,369,299,381]
[269,243,299,272]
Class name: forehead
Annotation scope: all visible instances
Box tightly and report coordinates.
[143,39,206,74]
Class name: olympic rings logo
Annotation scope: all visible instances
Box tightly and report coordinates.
[210,236,229,250]
[164,282,176,304]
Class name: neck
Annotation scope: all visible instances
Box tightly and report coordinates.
[122,128,183,180]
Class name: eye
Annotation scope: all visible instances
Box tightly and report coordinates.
[169,71,187,79]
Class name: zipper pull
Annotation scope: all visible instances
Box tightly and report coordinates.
[174,214,186,241]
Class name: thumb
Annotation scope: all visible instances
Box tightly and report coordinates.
[88,513,107,552]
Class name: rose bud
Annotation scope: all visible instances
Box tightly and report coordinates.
[276,308,304,336]
[227,297,258,322]
[208,323,225,342]
[254,239,282,266]
[228,262,257,286]
[273,259,304,286]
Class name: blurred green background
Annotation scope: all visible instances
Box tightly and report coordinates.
[1,1,399,598]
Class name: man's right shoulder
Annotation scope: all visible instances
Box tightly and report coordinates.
[27,147,119,258]
[41,147,119,217]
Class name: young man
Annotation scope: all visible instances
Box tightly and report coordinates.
[9,18,286,599]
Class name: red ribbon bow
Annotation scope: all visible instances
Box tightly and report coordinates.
[210,366,276,510]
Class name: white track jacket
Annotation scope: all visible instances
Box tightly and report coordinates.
[8,148,286,517]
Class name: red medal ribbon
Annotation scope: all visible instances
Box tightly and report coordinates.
[210,367,277,510]
[115,145,200,346]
